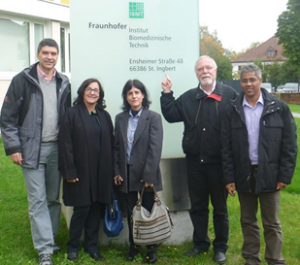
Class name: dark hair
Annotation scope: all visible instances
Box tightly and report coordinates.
[37,38,59,53]
[121,79,151,111]
[73,78,106,109]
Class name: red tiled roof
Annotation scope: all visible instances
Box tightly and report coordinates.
[232,37,287,63]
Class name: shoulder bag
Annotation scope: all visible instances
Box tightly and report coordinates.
[103,194,123,237]
[132,185,174,245]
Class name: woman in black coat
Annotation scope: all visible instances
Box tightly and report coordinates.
[114,80,163,264]
[58,78,114,262]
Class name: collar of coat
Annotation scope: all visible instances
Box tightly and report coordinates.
[118,108,151,146]
[230,88,280,119]
[23,62,69,92]
[196,82,223,102]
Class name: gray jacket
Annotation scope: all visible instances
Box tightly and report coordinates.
[114,109,163,193]
[0,62,71,169]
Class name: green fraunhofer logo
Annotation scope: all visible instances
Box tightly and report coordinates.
[129,2,144,19]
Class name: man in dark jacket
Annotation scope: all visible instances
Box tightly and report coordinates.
[0,38,71,265]
[160,55,237,264]
[221,64,297,265]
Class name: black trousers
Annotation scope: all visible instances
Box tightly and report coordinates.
[67,201,104,253]
[186,158,229,253]
[124,191,155,249]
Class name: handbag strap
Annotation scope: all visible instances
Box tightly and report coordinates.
[136,184,160,210]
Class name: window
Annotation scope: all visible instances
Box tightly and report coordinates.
[34,24,45,60]
[0,18,45,72]
[60,27,71,73]
[0,18,30,71]
[267,49,275,57]
[0,16,70,75]
[61,28,66,72]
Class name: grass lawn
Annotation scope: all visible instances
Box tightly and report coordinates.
[1,133,300,264]
[288,103,300,114]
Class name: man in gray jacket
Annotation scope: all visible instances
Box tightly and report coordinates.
[0,38,71,265]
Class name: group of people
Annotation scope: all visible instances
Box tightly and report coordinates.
[0,38,297,265]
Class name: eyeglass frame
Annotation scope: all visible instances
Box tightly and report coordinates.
[86,87,100,94]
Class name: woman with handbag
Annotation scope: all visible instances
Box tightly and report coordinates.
[114,79,163,264]
[58,78,114,262]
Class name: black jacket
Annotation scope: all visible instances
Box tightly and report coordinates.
[58,103,114,207]
[221,89,297,194]
[160,82,237,163]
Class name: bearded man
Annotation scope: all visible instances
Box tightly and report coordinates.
[160,55,237,264]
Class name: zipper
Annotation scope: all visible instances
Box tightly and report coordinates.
[232,101,252,173]
[194,100,202,124]
[135,215,167,226]
[24,71,44,169]
[215,101,219,116]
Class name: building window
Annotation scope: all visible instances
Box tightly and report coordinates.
[60,27,71,74]
[0,18,30,71]
[267,49,275,57]
[34,23,45,60]
[60,28,66,72]
[0,18,45,72]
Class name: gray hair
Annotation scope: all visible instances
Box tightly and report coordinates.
[240,64,262,79]
[194,55,218,72]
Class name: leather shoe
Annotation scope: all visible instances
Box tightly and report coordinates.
[128,248,139,261]
[89,252,105,261]
[213,252,226,264]
[147,250,157,264]
[185,247,207,257]
[67,252,78,262]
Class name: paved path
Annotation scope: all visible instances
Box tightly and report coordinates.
[292,112,300,118]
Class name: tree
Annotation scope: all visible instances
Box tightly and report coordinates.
[265,61,284,88]
[199,26,232,80]
[276,0,300,82]
[253,60,298,89]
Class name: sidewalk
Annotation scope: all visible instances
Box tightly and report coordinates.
[292,112,300,118]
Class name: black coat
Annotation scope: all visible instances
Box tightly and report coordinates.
[58,103,114,206]
[221,89,297,194]
[160,82,237,163]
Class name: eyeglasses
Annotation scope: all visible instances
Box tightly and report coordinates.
[86,88,100,94]
[197,66,215,73]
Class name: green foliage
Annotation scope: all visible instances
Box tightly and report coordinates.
[276,0,300,77]
[199,26,233,80]
[286,109,300,194]
[253,60,298,88]
[279,61,299,83]
[0,138,300,264]
[264,61,283,87]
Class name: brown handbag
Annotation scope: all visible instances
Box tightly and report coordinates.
[131,185,174,245]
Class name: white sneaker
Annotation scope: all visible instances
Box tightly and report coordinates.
[39,254,53,265]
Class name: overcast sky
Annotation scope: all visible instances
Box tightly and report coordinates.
[199,0,288,52]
